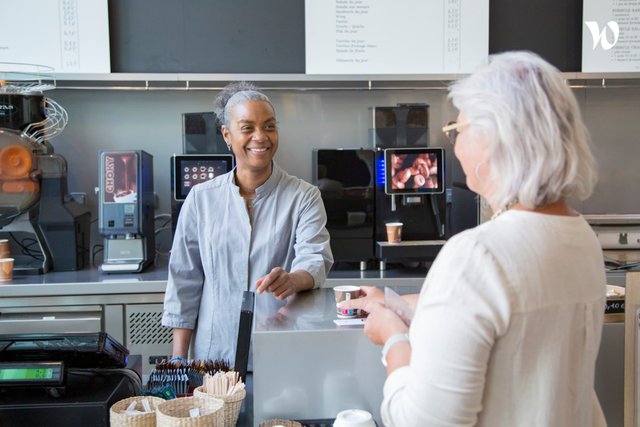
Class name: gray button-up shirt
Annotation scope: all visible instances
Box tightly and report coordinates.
[162,162,333,362]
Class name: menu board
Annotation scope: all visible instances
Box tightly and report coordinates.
[582,0,640,72]
[0,0,110,74]
[305,0,489,74]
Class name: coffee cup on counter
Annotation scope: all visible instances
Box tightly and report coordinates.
[0,258,15,282]
[334,285,363,318]
[385,222,403,243]
[0,239,10,259]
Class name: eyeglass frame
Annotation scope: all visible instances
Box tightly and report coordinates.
[442,121,468,146]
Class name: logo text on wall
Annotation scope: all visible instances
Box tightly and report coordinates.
[585,21,620,50]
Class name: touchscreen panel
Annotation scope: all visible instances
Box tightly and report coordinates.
[384,147,444,195]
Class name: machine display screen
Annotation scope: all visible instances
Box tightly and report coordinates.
[0,367,53,380]
[102,152,139,204]
[0,362,63,385]
[173,155,234,201]
[384,147,444,195]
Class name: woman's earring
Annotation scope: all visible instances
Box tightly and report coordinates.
[227,144,232,151]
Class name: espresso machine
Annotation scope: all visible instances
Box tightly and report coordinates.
[170,111,234,233]
[312,148,376,269]
[98,150,154,273]
[370,104,447,268]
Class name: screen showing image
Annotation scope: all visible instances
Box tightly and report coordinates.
[384,147,444,195]
[102,152,138,204]
[174,155,234,201]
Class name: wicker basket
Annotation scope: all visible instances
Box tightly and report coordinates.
[156,396,224,427]
[259,420,303,427]
[193,385,246,427]
[110,396,165,427]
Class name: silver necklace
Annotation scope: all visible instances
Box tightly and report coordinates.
[491,200,518,220]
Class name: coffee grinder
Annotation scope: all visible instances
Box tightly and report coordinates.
[98,150,154,273]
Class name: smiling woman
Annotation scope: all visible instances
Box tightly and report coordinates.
[161,81,334,364]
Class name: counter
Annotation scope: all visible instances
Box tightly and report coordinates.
[252,286,419,426]
[0,261,425,382]
[0,264,628,426]
[251,285,625,427]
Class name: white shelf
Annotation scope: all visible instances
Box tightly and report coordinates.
[40,72,640,91]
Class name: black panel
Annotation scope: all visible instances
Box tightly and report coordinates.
[313,149,376,262]
[109,0,305,73]
[108,1,584,74]
[489,0,583,71]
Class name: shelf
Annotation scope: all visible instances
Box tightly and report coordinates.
[34,72,640,91]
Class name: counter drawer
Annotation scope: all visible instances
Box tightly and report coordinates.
[0,305,102,334]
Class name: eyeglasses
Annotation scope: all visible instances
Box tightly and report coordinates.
[442,121,468,146]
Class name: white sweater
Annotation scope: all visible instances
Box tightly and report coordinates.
[381,211,607,427]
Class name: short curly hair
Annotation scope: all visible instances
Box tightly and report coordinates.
[212,81,275,128]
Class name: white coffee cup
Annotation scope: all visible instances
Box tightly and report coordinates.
[334,285,363,318]
[333,409,375,427]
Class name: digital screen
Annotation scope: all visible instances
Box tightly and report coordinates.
[102,152,138,204]
[384,147,445,195]
[173,155,234,201]
[0,362,63,385]
[0,367,53,380]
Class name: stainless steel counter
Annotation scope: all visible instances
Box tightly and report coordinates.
[252,286,417,426]
[0,264,626,425]
[251,283,625,426]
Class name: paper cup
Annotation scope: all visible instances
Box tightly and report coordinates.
[0,258,14,282]
[334,285,363,318]
[0,239,9,259]
[385,222,403,243]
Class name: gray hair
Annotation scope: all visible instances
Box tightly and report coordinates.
[212,81,275,128]
[448,51,597,211]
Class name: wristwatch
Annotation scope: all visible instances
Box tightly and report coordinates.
[381,333,410,367]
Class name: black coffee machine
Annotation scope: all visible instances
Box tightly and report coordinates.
[312,148,376,269]
[170,112,234,234]
[370,104,447,268]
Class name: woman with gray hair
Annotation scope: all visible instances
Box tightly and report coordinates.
[162,82,333,363]
[340,51,606,426]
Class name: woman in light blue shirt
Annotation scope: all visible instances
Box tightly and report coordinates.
[162,82,333,362]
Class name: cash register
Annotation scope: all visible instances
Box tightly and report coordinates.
[0,332,140,427]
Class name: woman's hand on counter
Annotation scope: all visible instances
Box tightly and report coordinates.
[255,268,313,300]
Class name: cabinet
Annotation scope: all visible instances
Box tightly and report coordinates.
[0,266,172,381]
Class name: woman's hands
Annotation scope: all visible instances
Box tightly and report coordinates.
[255,267,313,300]
[338,286,409,346]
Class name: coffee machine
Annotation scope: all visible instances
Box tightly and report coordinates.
[312,148,376,269]
[370,104,447,267]
[170,112,234,233]
[98,150,154,273]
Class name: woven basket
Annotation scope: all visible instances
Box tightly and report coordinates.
[110,396,165,427]
[259,420,303,427]
[193,385,246,427]
[156,396,224,427]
